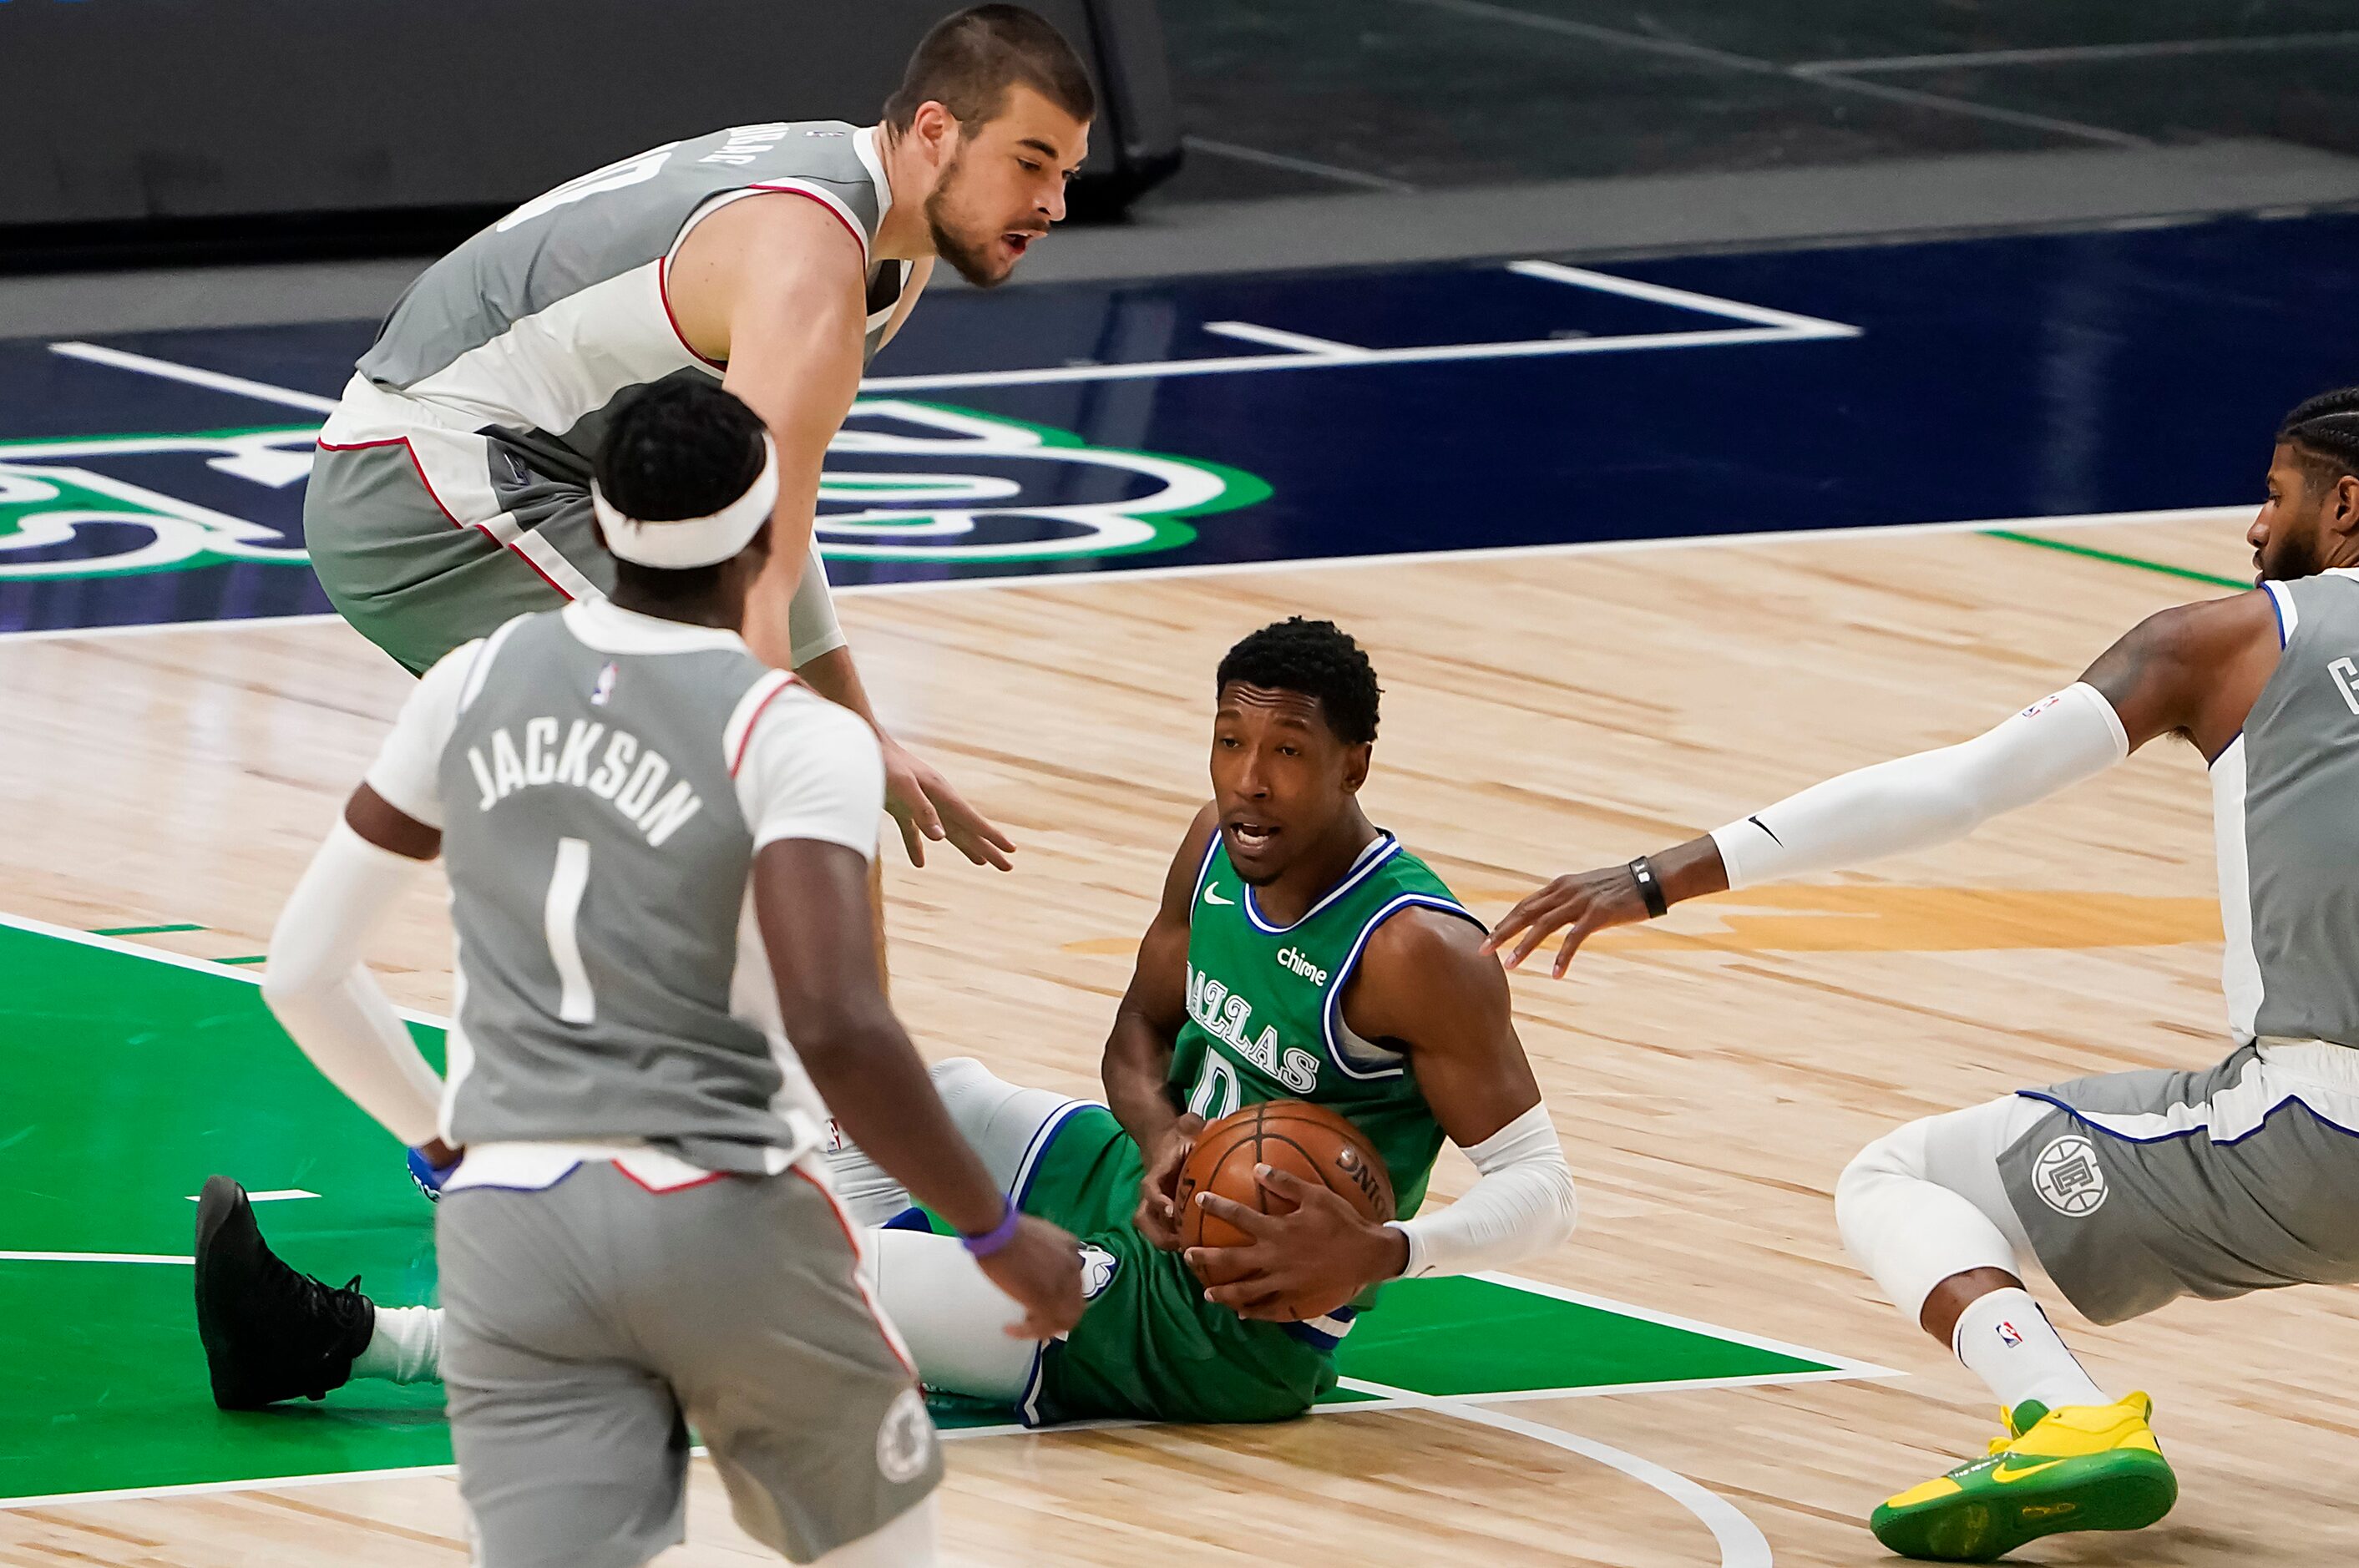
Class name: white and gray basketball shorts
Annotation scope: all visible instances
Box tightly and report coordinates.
[435,1161,939,1568]
[1997,1039,2359,1324]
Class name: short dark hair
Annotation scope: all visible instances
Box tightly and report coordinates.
[2278,387,2359,495]
[882,5,1095,134]
[1216,618,1381,746]
[593,377,769,599]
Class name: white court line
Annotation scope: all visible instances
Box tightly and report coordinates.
[1797,31,2359,75]
[184,1188,316,1203]
[0,504,2250,647]
[43,258,1858,403]
[1181,135,1416,195]
[1478,1269,1901,1379]
[1200,321,1374,357]
[0,910,445,1029]
[0,1251,192,1267]
[1507,258,1854,335]
[866,322,1830,391]
[48,342,342,415]
[0,612,346,645]
[1344,1377,1774,1568]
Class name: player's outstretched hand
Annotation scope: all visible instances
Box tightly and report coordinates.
[1484,863,1651,979]
[1187,1166,1408,1324]
[880,735,1016,871]
[976,1215,1086,1339]
[1134,1113,1205,1251]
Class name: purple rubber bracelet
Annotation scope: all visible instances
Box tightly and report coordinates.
[959,1197,1021,1258]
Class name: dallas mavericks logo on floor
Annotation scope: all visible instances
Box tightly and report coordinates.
[2032,1134,2109,1216]
[0,400,1268,636]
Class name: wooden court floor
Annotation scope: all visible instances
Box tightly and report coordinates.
[4,511,2357,1566]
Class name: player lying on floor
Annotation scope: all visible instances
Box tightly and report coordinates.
[200,616,1580,1424]
[1487,389,2359,1561]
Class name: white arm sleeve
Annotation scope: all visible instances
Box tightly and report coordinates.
[261,819,444,1147]
[1708,681,2131,891]
[1388,1102,1578,1279]
[731,680,886,857]
[787,542,848,670]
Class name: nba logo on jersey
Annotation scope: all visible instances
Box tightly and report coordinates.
[1997,1321,2023,1348]
[590,663,617,706]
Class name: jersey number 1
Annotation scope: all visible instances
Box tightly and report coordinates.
[544,837,596,1024]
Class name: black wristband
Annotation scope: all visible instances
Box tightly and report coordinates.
[1628,855,1668,919]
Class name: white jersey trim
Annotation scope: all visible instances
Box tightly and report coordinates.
[854,126,893,226]
[2022,1039,2359,1146]
[2265,578,2299,643]
[402,263,694,446]
[2210,732,2262,1040]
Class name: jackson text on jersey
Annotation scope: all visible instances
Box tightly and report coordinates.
[464,718,704,847]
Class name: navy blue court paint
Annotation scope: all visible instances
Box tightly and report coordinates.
[1,210,2347,638]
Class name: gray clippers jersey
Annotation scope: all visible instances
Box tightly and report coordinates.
[2214,568,2359,1048]
[435,609,823,1171]
[357,122,909,479]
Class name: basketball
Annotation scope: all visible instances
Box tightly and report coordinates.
[1174,1100,1396,1308]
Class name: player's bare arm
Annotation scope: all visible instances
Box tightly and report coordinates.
[671,195,1016,869]
[1105,803,1221,1248]
[1189,908,1550,1320]
[752,836,1081,1338]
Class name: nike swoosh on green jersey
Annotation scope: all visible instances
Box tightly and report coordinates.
[1202,887,1235,905]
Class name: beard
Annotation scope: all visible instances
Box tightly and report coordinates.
[924,160,1014,290]
[2262,529,2324,584]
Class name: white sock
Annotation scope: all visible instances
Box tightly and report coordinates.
[1951,1287,2106,1417]
[352,1304,443,1384]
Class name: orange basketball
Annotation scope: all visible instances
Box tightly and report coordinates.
[1173,1100,1395,1316]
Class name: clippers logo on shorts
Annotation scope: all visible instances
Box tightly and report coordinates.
[1078,1243,1120,1302]
[875,1387,934,1485]
[2031,1134,2108,1216]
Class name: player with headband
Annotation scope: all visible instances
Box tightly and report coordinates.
[1489,388,2359,1561]
[227,377,1082,1566]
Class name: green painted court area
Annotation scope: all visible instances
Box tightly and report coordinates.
[0,915,1875,1505]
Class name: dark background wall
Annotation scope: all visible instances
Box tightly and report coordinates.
[0,0,1173,238]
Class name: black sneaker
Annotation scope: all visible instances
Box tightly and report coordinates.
[193,1176,375,1410]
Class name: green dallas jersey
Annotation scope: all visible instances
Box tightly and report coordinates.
[1168,829,1479,1219]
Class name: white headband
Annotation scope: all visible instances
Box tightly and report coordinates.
[590,434,779,569]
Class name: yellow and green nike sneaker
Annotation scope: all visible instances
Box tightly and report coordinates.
[1868,1392,2178,1561]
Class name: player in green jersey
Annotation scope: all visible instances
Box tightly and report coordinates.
[194,618,1577,1428]
[836,615,1582,1424]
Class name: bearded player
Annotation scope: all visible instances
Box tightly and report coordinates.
[1490,391,2359,1560]
[307,4,1094,879]
[198,618,1581,1424]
